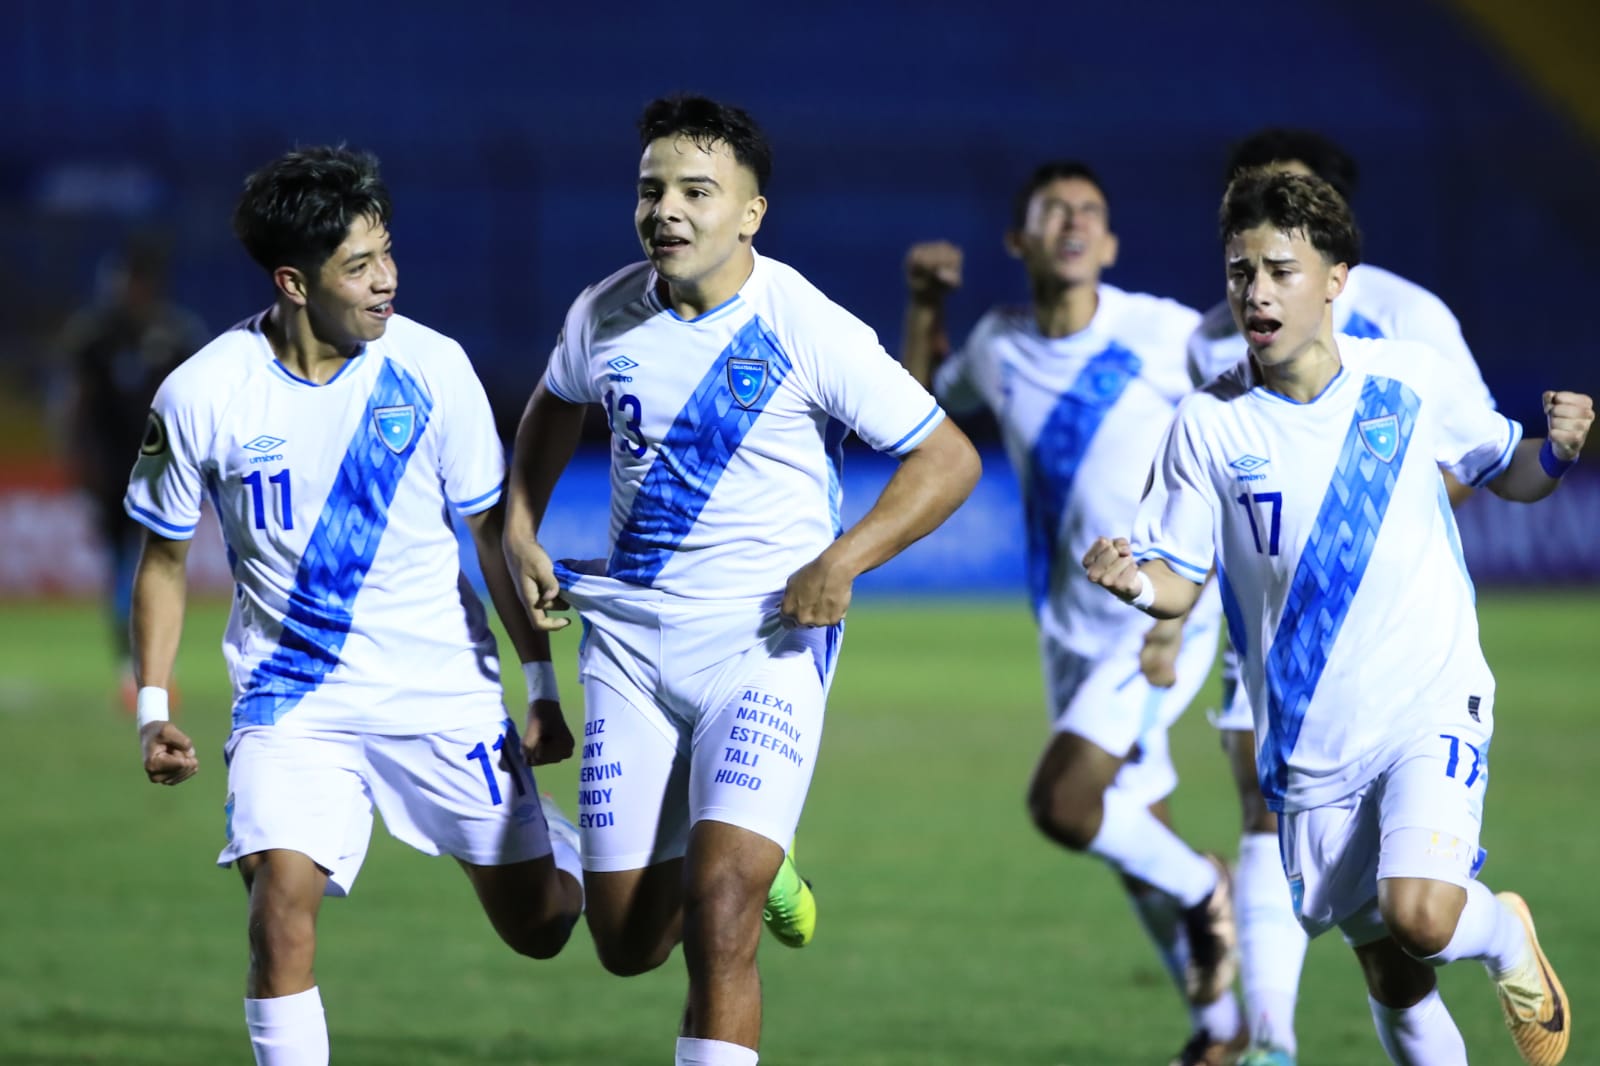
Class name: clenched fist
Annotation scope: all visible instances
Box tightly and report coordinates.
[905,241,963,302]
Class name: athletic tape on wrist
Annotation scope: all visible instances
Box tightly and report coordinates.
[522,661,560,703]
[1130,570,1157,611]
[136,686,170,731]
[1539,438,1577,479]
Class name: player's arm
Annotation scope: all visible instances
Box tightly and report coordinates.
[781,419,980,627]
[900,241,963,390]
[504,377,585,633]
[1081,538,1202,621]
[466,501,573,766]
[129,531,198,785]
[1486,391,1594,502]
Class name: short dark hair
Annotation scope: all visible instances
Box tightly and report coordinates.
[637,95,773,192]
[1011,161,1109,230]
[1220,167,1362,267]
[1225,128,1359,203]
[232,146,392,275]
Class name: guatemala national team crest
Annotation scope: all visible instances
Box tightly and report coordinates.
[372,405,417,454]
[1359,413,1400,462]
[727,357,769,409]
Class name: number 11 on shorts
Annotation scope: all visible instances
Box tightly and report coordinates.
[1439,733,1483,787]
[466,730,531,805]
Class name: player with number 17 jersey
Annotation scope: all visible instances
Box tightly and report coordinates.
[1135,338,1517,813]
[125,310,508,733]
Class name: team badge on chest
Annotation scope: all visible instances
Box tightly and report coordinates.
[1358,414,1400,463]
[728,358,769,409]
[373,405,417,454]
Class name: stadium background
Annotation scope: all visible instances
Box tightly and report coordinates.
[3,2,1598,1063]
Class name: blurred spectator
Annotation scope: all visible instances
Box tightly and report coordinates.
[55,231,207,695]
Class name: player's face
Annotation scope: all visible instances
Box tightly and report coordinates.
[636,136,766,293]
[1008,177,1117,288]
[303,214,397,348]
[1225,223,1346,365]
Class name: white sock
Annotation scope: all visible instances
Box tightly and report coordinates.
[1088,789,1217,907]
[1367,988,1467,1065]
[1235,831,1304,1052]
[1129,890,1242,1039]
[244,987,328,1066]
[1421,879,1527,976]
[675,1036,758,1065]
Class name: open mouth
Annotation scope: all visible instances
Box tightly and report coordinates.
[651,235,690,254]
[1244,315,1281,347]
[366,301,394,320]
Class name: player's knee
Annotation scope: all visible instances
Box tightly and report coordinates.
[589,926,674,976]
[1026,778,1098,851]
[500,911,579,961]
[1381,891,1460,960]
[681,870,764,968]
[246,908,317,977]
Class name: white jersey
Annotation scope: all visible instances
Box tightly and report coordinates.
[125,312,508,735]
[934,284,1201,655]
[1186,264,1495,408]
[544,251,944,600]
[1133,337,1522,812]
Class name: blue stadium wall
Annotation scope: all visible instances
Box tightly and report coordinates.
[10,0,1600,594]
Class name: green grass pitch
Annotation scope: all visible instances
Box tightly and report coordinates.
[1,593,1595,1064]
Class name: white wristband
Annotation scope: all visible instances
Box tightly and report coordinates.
[136,686,170,730]
[522,661,560,703]
[1129,570,1157,611]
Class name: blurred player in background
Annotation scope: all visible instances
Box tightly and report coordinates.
[125,146,584,1066]
[56,232,207,700]
[1187,129,1498,1066]
[901,162,1242,1066]
[1087,167,1587,1066]
[505,95,979,1066]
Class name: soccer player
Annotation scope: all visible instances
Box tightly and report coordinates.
[125,147,585,1066]
[503,96,979,1066]
[1086,167,1589,1066]
[1185,129,1498,1066]
[901,163,1242,1066]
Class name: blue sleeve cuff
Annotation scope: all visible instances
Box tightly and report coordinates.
[885,405,945,456]
[452,485,503,516]
[1133,547,1210,584]
[544,375,582,405]
[124,500,198,540]
[1469,417,1523,488]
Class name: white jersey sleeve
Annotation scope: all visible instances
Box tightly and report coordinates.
[1130,397,1220,584]
[543,293,599,406]
[433,343,507,515]
[796,306,945,457]
[1417,342,1522,487]
[124,369,211,540]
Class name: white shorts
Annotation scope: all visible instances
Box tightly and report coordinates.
[217,712,554,896]
[558,566,838,872]
[1043,612,1220,808]
[1281,724,1491,946]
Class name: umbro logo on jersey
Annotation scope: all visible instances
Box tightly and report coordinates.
[373,405,417,454]
[1228,454,1269,482]
[1359,414,1400,463]
[243,435,286,452]
[607,356,639,373]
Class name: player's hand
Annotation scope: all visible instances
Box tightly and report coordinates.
[905,241,963,302]
[781,553,854,628]
[1140,617,1184,688]
[140,721,198,785]
[1081,537,1143,603]
[506,537,571,632]
[521,699,575,766]
[1544,390,1595,462]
